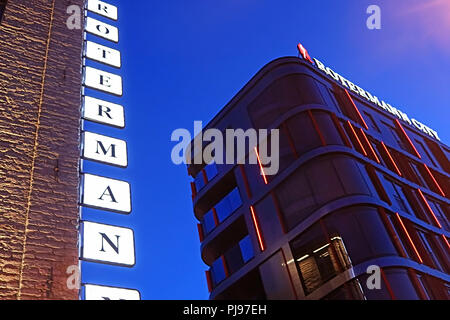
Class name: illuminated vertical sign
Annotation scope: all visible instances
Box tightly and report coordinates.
[80,0,140,299]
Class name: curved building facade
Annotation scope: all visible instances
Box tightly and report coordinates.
[188,56,450,300]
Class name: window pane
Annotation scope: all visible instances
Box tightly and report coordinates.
[211,258,226,285]
[286,112,322,156]
[202,210,216,235]
[204,162,218,181]
[215,188,242,223]
[239,236,254,263]
[194,173,205,191]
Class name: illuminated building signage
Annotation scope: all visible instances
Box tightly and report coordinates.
[84,284,141,300]
[297,43,440,141]
[84,66,123,96]
[87,0,118,21]
[81,221,135,267]
[79,0,140,299]
[81,173,132,214]
[85,16,119,42]
[85,41,121,68]
[82,96,125,128]
[82,131,128,168]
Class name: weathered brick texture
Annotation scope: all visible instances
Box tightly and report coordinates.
[0,0,84,299]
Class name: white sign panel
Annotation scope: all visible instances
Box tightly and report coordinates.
[83,96,125,128]
[81,173,131,214]
[85,17,119,43]
[87,0,118,21]
[84,66,123,96]
[84,284,140,300]
[81,221,135,267]
[85,41,121,68]
[83,131,128,168]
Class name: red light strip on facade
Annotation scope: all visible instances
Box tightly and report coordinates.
[378,208,407,257]
[394,119,421,159]
[201,169,208,184]
[347,121,368,156]
[197,224,204,242]
[205,270,213,293]
[331,113,352,148]
[221,255,230,277]
[416,188,442,228]
[423,164,445,197]
[380,268,396,300]
[250,206,265,251]
[395,213,423,264]
[254,146,268,184]
[359,128,380,163]
[441,235,450,250]
[344,89,369,130]
[308,110,326,146]
[380,142,402,176]
[211,208,220,227]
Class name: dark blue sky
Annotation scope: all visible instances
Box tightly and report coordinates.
[81,0,450,299]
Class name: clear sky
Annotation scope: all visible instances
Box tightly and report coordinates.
[80,0,450,299]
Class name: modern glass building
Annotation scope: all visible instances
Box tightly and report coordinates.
[188,52,450,299]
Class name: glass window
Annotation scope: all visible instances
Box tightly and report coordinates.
[224,244,244,275]
[239,236,254,263]
[313,111,344,146]
[417,230,445,272]
[275,166,318,231]
[333,156,372,196]
[247,74,324,129]
[215,187,242,222]
[202,210,217,235]
[286,112,322,156]
[204,162,218,181]
[211,257,226,286]
[409,162,429,188]
[383,179,414,215]
[194,172,205,192]
[427,198,449,231]
[254,195,284,246]
[325,206,398,265]
[381,121,408,151]
[290,224,351,294]
[384,268,420,300]
[363,111,381,133]
[414,139,437,167]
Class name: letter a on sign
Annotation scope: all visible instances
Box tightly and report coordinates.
[84,66,123,96]
[83,96,125,128]
[84,284,140,300]
[87,0,118,21]
[82,131,128,167]
[85,17,119,43]
[81,173,131,214]
[81,221,135,266]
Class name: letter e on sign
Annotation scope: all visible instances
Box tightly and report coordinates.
[81,173,131,214]
[87,0,118,21]
[84,284,140,300]
[81,221,135,267]
[84,66,123,96]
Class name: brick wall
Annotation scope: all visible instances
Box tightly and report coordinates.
[0,0,84,300]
